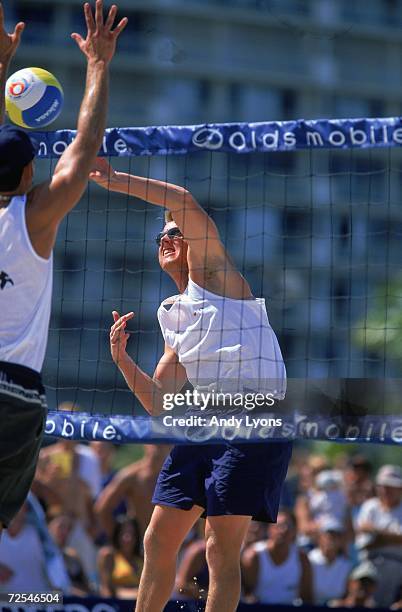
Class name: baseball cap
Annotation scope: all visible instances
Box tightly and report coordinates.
[350,561,378,582]
[376,465,402,488]
[319,516,344,534]
[316,469,343,490]
[0,124,36,192]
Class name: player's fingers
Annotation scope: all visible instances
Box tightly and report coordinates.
[111,321,127,336]
[112,310,120,322]
[105,4,117,30]
[84,2,95,33]
[116,312,134,325]
[110,324,123,339]
[95,0,103,30]
[112,17,128,37]
[13,22,25,43]
[110,312,134,334]
[110,328,128,346]
[110,315,131,333]
[71,33,84,47]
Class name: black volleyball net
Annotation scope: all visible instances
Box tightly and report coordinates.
[33,118,402,444]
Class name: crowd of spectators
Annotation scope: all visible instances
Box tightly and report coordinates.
[1,437,401,609]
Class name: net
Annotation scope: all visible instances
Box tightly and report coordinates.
[33,117,402,445]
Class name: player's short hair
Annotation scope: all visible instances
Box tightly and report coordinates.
[165,210,173,223]
[0,125,36,192]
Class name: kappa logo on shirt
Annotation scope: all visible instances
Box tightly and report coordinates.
[0,271,14,290]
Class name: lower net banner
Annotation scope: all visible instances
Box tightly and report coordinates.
[45,378,402,445]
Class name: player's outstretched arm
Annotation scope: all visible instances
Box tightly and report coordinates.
[109,310,187,416]
[0,3,25,123]
[91,158,253,298]
[90,157,219,247]
[27,1,127,259]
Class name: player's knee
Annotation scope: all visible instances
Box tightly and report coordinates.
[143,525,177,561]
[205,534,240,573]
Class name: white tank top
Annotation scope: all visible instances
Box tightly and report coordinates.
[253,542,301,604]
[308,548,352,604]
[0,524,50,591]
[0,195,53,373]
[157,279,286,397]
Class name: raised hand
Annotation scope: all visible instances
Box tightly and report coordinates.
[110,310,134,365]
[71,1,128,65]
[89,156,116,189]
[0,3,25,63]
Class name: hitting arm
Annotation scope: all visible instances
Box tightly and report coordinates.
[90,158,219,246]
[90,158,253,297]
[26,1,127,258]
[0,3,25,123]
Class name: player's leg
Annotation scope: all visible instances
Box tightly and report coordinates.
[0,387,46,540]
[135,503,204,612]
[204,514,252,612]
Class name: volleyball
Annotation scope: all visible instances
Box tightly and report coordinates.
[5,67,64,129]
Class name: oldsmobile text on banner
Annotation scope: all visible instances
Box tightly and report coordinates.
[30,117,402,158]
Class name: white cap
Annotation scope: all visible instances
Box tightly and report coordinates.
[316,469,343,490]
[319,515,344,534]
[376,465,402,489]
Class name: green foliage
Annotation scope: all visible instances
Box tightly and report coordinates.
[354,277,402,366]
[113,444,145,470]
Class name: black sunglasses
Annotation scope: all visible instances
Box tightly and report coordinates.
[155,227,183,246]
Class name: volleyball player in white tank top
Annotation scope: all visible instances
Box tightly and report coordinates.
[0,3,127,536]
[100,156,292,612]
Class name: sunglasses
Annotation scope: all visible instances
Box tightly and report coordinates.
[155,227,183,246]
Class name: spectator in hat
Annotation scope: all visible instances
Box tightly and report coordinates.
[329,561,378,608]
[308,516,352,605]
[356,464,402,607]
[295,469,353,546]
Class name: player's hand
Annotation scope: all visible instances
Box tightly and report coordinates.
[110,310,134,365]
[71,1,128,65]
[89,157,117,189]
[0,3,25,63]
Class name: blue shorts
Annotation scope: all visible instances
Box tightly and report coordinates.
[152,441,292,522]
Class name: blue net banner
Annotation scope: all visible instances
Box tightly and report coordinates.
[45,410,402,446]
[0,598,392,612]
[32,116,402,158]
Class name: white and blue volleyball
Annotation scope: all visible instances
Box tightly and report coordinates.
[6,67,63,129]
